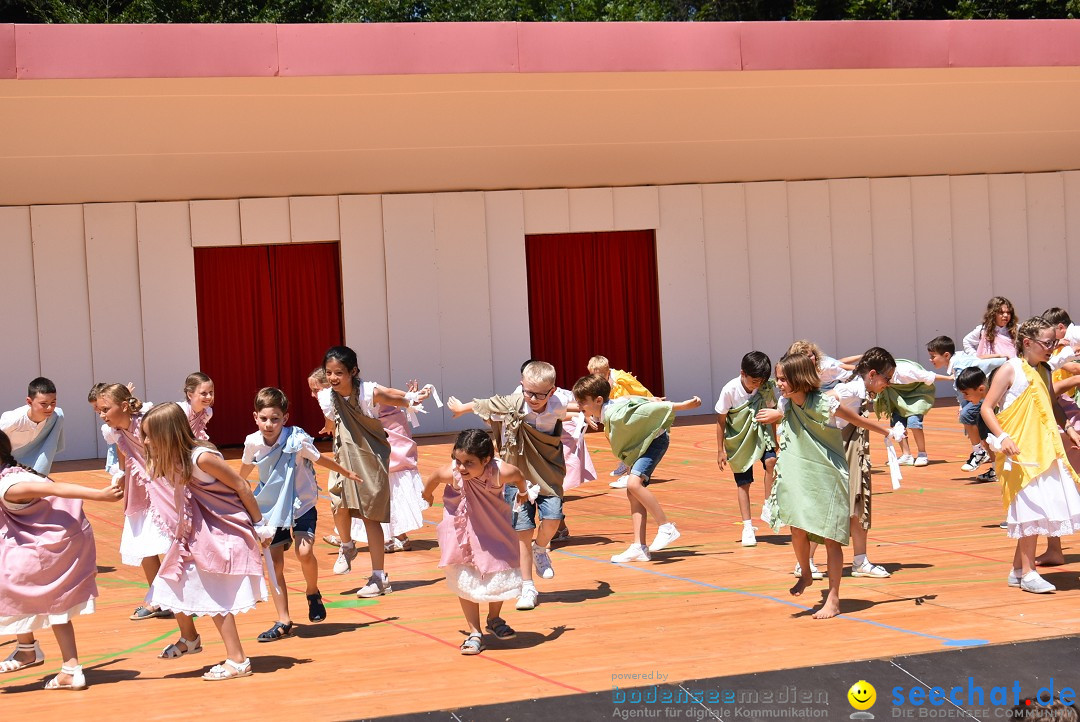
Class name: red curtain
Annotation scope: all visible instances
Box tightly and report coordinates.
[194,243,343,445]
[525,230,664,396]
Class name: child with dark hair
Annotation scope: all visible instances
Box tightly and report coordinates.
[1,377,64,475]
[715,351,779,546]
[964,296,1019,359]
[927,335,1006,479]
[319,345,429,598]
[422,429,527,655]
[178,372,215,441]
[573,374,701,563]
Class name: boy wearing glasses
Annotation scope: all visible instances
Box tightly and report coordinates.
[447,361,569,611]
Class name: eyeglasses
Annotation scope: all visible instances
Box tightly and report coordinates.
[1033,338,1057,350]
[522,387,555,400]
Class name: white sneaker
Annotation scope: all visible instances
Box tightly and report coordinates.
[333,544,358,575]
[897,454,915,466]
[740,525,757,547]
[357,573,392,598]
[515,585,538,610]
[610,462,629,477]
[532,543,555,579]
[609,475,629,489]
[1007,568,1022,588]
[851,561,891,578]
[1020,571,1055,594]
[913,454,929,467]
[648,523,681,552]
[793,561,824,580]
[760,498,774,525]
[610,544,651,563]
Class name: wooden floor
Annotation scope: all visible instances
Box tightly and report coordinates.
[4,408,1080,719]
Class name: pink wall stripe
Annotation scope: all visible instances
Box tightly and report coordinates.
[516,22,741,73]
[14,24,278,79]
[7,20,1080,80]
[0,24,15,79]
[278,23,519,76]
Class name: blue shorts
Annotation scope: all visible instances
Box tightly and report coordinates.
[890,411,924,430]
[270,506,317,550]
[959,400,990,437]
[629,431,671,486]
[504,485,564,531]
[733,448,777,487]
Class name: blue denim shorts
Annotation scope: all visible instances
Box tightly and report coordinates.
[733,448,777,487]
[270,506,317,550]
[890,411,924,430]
[504,485,564,531]
[959,399,990,437]
[629,431,671,486]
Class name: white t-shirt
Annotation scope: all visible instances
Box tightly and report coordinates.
[714,377,759,415]
[829,377,867,430]
[819,356,853,386]
[891,361,937,385]
[0,406,53,450]
[318,382,378,420]
[241,431,320,467]
[0,468,43,510]
[1065,324,1080,347]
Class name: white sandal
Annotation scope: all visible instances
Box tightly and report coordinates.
[44,664,86,690]
[1,641,44,673]
[202,657,252,681]
[159,635,202,659]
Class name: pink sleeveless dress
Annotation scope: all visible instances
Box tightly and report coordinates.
[0,467,98,633]
[351,404,429,543]
[145,446,266,617]
[437,460,521,603]
[104,413,171,566]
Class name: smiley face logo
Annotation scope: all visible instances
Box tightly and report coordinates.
[848,680,876,711]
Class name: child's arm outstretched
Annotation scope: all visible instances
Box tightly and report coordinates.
[979,363,1021,457]
[446,396,475,418]
[422,465,453,506]
[3,480,123,506]
[196,453,263,524]
[497,461,529,499]
[315,453,364,484]
[671,396,702,412]
[374,383,431,409]
[828,396,903,439]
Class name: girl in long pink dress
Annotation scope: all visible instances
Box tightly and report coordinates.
[422,429,527,655]
[0,430,123,690]
[97,383,173,621]
[140,403,269,681]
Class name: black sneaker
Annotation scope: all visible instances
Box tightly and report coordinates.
[962,448,990,472]
[975,468,997,483]
[307,593,327,623]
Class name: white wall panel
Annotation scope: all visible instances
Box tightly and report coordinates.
[30,204,96,460]
[745,182,794,360]
[0,207,40,392]
[829,178,877,355]
[338,195,391,383]
[382,194,444,431]
[870,177,918,360]
[190,199,241,247]
[988,174,1031,317]
[949,175,994,335]
[290,195,340,242]
[84,203,145,457]
[702,183,753,397]
[1025,173,1068,318]
[135,202,200,407]
[568,187,614,232]
[656,185,713,406]
[484,191,531,394]
[911,176,956,350]
[1065,172,1080,313]
[434,192,493,432]
[786,180,837,354]
[613,185,660,231]
[522,189,569,235]
[240,197,291,245]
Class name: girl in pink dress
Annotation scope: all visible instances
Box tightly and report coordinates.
[140,403,269,681]
[963,296,1019,360]
[0,430,123,690]
[178,372,215,441]
[422,429,527,655]
[97,383,173,621]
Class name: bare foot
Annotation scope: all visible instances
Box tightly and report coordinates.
[1035,551,1066,567]
[789,574,814,596]
[812,595,841,619]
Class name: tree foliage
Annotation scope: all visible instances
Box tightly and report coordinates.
[0,0,1076,22]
